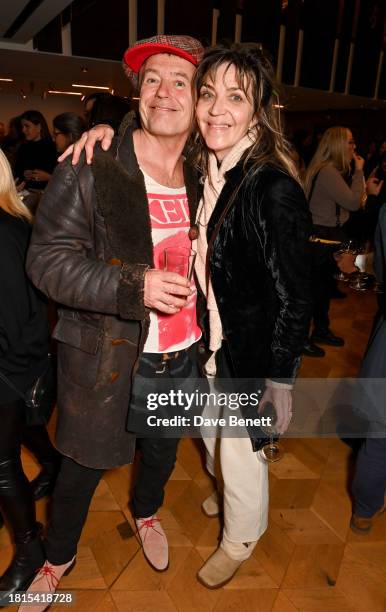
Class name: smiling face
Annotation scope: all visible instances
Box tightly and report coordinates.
[196,62,256,162]
[138,53,195,139]
[21,119,41,141]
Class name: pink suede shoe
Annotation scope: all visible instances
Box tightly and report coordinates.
[18,556,75,612]
[135,515,169,571]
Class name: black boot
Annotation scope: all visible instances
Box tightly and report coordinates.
[0,523,45,607]
[30,462,60,501]
[0,452,45,607]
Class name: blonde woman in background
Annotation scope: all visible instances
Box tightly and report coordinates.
[0,150,54,606]
[302,127,366,356]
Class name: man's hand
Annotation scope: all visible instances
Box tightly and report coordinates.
[144,269,192,314]
[58,124,115,165]
[366,177,384,197]
[258,385,292,435]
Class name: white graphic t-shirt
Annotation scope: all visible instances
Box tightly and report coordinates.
[142,170,201,353]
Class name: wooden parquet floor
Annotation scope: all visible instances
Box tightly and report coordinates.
[2,285,386,611]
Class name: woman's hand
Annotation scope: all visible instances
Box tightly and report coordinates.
[354,154,365,172]
[258,385,293,435]
[27,169,51,182]
[58,124,115,165]
[366,177,384,197]
[144,269,192,314]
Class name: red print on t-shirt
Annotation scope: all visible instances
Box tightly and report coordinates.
[148,193,190,229]
[145,190,200,352]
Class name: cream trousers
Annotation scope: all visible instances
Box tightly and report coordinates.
[201,403,269,560]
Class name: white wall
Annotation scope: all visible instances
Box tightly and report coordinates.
[0,94,84,132]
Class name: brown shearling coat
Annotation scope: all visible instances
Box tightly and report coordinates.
[26,114,200,469]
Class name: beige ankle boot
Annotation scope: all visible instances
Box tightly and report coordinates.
[197,540,256,589]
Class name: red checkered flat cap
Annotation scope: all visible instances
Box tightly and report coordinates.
[123,35,204,78]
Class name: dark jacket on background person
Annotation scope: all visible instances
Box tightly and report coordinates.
[14,139,57,190]
[26,113,200,469]
[207,160,312,382]
[0,209,50,404]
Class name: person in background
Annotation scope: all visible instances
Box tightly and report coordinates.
[87,94,132,132]
[0,149,54,605]
[0,121,6,145]
[350,198,386,535]
[302,126,366,357]
[1,116,24,172]
[369,152,386,205]
[52,113,86,154]
[14,111,57,191]
[83,92,113,126]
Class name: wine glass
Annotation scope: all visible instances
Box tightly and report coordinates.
[333,240,357,281]
[258,402,284,463]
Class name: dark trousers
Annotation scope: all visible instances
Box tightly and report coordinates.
[22,424,60,467]
[45,456,103,564]
[352,437,386,517]
[0,400,36,539]
[129,349,199,518]
[45,348,199,564]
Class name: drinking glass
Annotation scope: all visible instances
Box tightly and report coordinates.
[258,402,284,463]
[164,247,196,280]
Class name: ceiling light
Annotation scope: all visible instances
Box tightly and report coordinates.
[48,90,83,96]
[274,104,284,108]
[72,83,110,90]
[0,78,13,82]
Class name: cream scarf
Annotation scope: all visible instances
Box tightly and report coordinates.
[192,134,254,374]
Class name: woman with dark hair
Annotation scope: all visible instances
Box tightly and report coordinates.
[87,94,131,132]
[188,44,311,588]
[52,113,86,154]
[14,110,57,190]
[1,116,24,171]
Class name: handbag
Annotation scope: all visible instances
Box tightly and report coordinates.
[0,354,56,426]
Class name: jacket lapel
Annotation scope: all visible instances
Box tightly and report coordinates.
[207,163,244,243]
[92,112,200,266]
[91,115,154,267]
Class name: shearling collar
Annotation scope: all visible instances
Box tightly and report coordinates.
[91,112,200,267]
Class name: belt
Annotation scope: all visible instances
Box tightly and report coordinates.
[145,347,190,374]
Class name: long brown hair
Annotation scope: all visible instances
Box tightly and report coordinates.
[191,44,298,182]
[0,149,32,221]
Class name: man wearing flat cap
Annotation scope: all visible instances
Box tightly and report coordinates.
[23,35,204,603]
